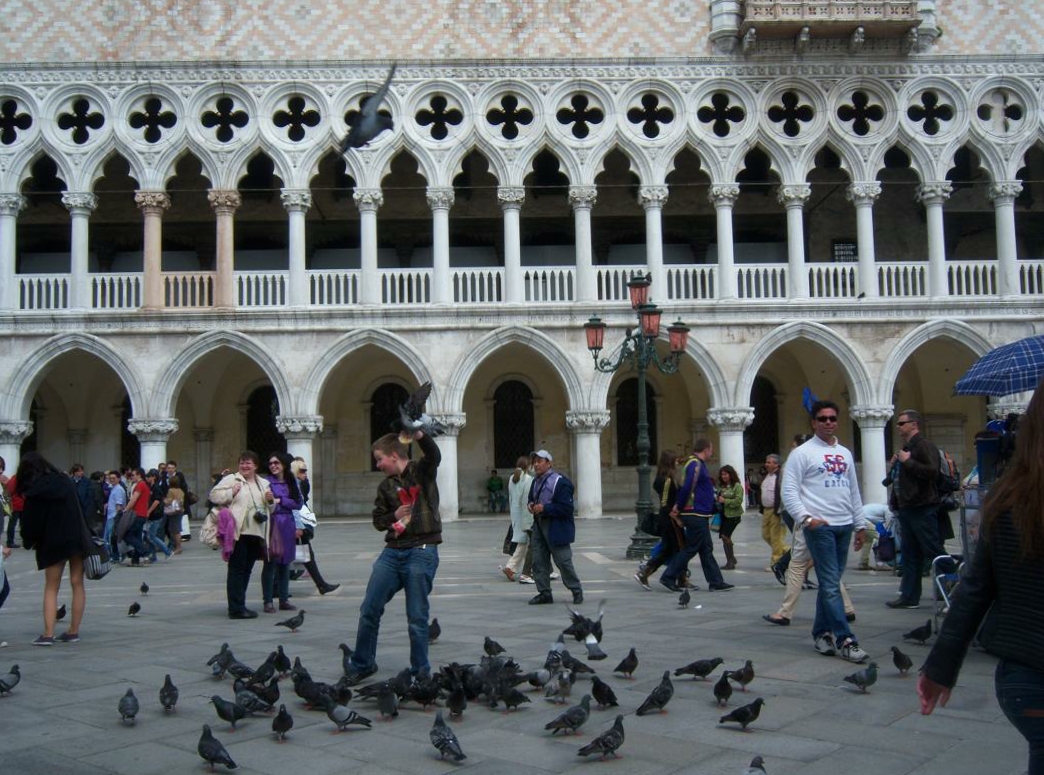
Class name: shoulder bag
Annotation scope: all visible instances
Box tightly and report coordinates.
[78,503,112,581]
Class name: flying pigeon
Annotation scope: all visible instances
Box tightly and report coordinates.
[545,694,591,735]
[118,688,140,724]
[844,662,878,693]
[128,601,141,617]
[744,755,768,774]
[563,599,606,643]
[394,382,446,443]
[613,647,638,679]
[635,671,674,716]
[430,710,466,761]
[714,672,733,706]
[272,704,293,742]
[429,617,441,643]
[198,724,237,770]
[577,714,625,759]
[679,589,691,608]
[0,664,21,695]
[140,582,149,595]
[904,619,933,645]
[340,63,397,151]
[891,646,914,676]
[276,610,305,633]
[675,657,724,681]
[727,660,755,692]
[55,603,66,621]
[210,695,246,730]
[719,697,765,731]
[159,674,179,712]
[590,676,619,709]
[325,697,372,732]
[484,636,506,656]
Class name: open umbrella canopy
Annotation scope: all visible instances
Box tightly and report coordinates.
[954,334,1044,397]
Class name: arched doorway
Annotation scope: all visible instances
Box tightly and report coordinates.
[370,382,410,470]
[493,380,534,468]
[246,385,285,457]
[616,377,657,466]
[745,375,779,463]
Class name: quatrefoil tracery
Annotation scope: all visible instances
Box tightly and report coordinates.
[415,95,463,141]
[273,96,320,142]
[0,99,32,145]
[767,91,814,138]
[129,97,177,144]
[907,91,954,136]
[486,95,533,140]
[201,97,249,143]
[57,98,105,145]
[836,91,884,137]
[696,92,745,138]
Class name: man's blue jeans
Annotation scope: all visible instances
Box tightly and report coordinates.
[103,516,121,562]
[996,659,1044,775]
[145,519,172,560]
[803,523,854,642]
[662,515,724,587]
[349,545,439,676]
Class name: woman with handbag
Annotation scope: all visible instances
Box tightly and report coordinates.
[259,452,301,613]
[501,456,534,582]
[209,451,272,620]
[289,458,340,594]
[634,451,689,590]
[16,452,87,645]
[716,465,744,570]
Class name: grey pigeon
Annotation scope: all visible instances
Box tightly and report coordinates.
[430,709,466,761]
[560,649,595,676]
[324,697,372,731]
[273,646,291,675]
[584,633,607,661]
[210,695,246,730]
[545,669,573,704]
[499,685,531,711]
[591,676,619,708]
[719,697,765,731]
[275,610,305,632]
[394,382,446,442]
[118,688,140,724]
[377,682,399,719]
[341,63,397,151]
[226,661,255,681]
[140,582,149,595]
[577,714,625,759]
[613,647,638,678]
[728,660,755,692]
[429,617,441,643]
[891,645,914,676]
[484,635,505,656]
[545,694,591,735]
[744,755,768,774]
[714,672,733,706]
[904,619,933,645]
[447,683,467,717]
[253,654,277,686]
[198,724,237,770]
[207,643,231,667]
[526,668,552,689]
[272,704,293,742]
[636,670,674,716]
[0,664,21,695]
[127,601,141,617]
[55,603,66,621]
[844,661,878,693]
[679,588,691,607]
[159,674,179,712]
[235,689,274,715]
[675,657,724,681]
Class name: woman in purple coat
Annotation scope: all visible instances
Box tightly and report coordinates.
[260,451,302,613]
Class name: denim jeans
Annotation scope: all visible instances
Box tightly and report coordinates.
[996,659,1044,775]
[145,519,172,560]
[6,512,20,547]
[662,515,724,587]
[803,523,855,642]
[261,560,290,604]
[103,516,121,562]
[897,504,945,603]
[123,518,148,563]
[348,545,439,676]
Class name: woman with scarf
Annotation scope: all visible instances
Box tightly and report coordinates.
[260,451,302,613]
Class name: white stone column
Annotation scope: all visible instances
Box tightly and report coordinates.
[918,182,952,299]
[850,405,893,505]
[638,185,669,302]
[354,188,383,304]
[0,421,33,473]
[193,428,214,508]
[709,184,740,300]
[566,410,611,519]
[62,192,98,310]
[0,194,27,311]
[846,182,881,299]
[569,185,598,302]
[427,187,455,304]
[208,190,241,309]
[134,191,171,310]
[707,408,754,493]
[319,424,338,516]
[498,186,525,303]
[280,189,312,308]
[431,413,465,524]
[128,419,179,470]
[777,185,810,299]
[989,181,1022,298]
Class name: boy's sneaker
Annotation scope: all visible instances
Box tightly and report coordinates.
[813,633,836,656]
[837,637,869,663]
[57,632,80,643]
[32,635,55,647]
[519,575,535,584]
[633,571,652,591]
[549,571,560,580]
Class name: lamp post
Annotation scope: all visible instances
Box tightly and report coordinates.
[583,274,690,559]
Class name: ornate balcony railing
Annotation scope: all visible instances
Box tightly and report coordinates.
[236,271,287,308]
[741,0,921,37]
[92,273,141,309]
[524,267,575,302]
[738,263,789,299]
[309,269,359,306]
[453,268,503,303]
[666,266,716,301]
[164,272,215,308]
[19,274,69,310]
[877,261,927,297]
[381,268,431,304]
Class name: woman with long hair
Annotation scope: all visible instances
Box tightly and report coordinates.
[634,451,691,590]
[502,455,534,582]
[260,451,302,613]
[717,464,744,570]
[17,452,87,645]
[919,380,1044,774]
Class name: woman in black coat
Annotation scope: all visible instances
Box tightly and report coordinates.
[18,452,87,645]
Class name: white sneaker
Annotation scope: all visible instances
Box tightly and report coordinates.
[519,575,535,584]
[837,637,869,663]
[550,571,560,580]
[813,633,836,656]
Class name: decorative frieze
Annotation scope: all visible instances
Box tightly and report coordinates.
[128,418,179,442]
[850,405,894,429]
[565,410,611,433]
[276,415,324,437]
[280,189,312,212]
[430,413,466,437]
[706,407,755,432]
[353,188,384,212]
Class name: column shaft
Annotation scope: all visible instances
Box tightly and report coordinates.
[778,186,810,299]
[570,186,597,302]
[135,191,171,309]
[354,189,383,304]
[498,187,525,303]
[850,406,893,505]
[919,183,951,298]
[709,185,740,300]
[639,186,668,302]
[0,195,27,311]
[209,190,241,309]
[427,188,454,304]
[566,410,610,520]
[281,190,312,308]
[847,182,880,299]
[63,192,98,310]
[990,182,1022,297]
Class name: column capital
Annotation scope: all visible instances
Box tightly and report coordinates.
[637,185,669,210]
[850,405,894,429]
[0,420,33,444]
[708,184,740,207]
[208,189,242,214]
[426,187,455,211]
[776,185,811,208]
[193,427,215,443]
[430,413,466,437]
[280,188,312,213]
[0,193,28,216]
[276,414,324,438]
[134,190,171,214]
[706,407,755,432]
[497,186,526,209]
[917,182,952,205]
[988,401,1028,421]
[353,187,384,212]
[128,418,179,442]
[565,410,611,433]
[846,181,882,205]
[62,191,98,214]
[568,185,598,210]
[988,180,1023,204]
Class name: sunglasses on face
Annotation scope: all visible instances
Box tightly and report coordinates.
[896,420,913,426]
[269,460,281,466]
[815,415,839,423]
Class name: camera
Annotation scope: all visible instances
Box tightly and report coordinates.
[253,509,268,524]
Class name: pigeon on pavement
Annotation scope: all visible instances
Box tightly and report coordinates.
[272,704,293,742]
[198,724,237,770]
[545,694,591,735]
[844,662,878,693]
[447,683,468,717]
[891,646,914,676]
[430,709,466,761]
[324,697,372,731]
[127,601,141,617]
[484,636,506,656]
[719,697,765,731]
[377,682,399,719]
[140,582,149,595]
[275,610,305,633]
[273,646,291,676]
[744,755,768,774]
[159,674,179,712]
[591,676,619,708]
[429,617,441,643]
[675,657,724,680]
[393,382,446,442]
[636,671,674,716]
[613,647,638,678]
[679,589,691,608]
[341,63,397,151]
[714,672,733,706]
[577,714,625,759]
[584,633,608,661]
[727,660,755,692]
[904,619,933,645]
[235,689,274,715]
[210,695,246,730]
[0,664,21,695]
[118,688,140,724]
[545,669,574,704]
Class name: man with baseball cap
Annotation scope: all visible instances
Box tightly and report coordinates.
[526,449,584,605]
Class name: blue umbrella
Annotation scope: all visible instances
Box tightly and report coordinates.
[954,334,1044,397]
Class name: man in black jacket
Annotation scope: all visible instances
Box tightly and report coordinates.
[887,409,944,609]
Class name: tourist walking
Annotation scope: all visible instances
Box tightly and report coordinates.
[717,465,744,570]
[526,449,583,605]
[502,456,534,583]
[634,451,685,589]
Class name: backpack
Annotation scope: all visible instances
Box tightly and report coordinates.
[937,449,960,494]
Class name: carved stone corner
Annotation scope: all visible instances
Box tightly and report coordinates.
[849,405,894,429]
[431,413,466,437]
[276,415,324,437]
[706,407,755,432]
[565,410,611,433]
[128,418,180,442]
[0,420,33,444]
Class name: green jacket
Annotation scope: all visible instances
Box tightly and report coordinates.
[719,482,745,519]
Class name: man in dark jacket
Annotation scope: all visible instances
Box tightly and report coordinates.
[887,409,944,609]
[526,449,583,606]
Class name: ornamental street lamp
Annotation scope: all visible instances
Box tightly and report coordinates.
[583,273,690,559]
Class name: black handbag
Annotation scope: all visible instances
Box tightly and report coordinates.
[639,510,662,537]
[502,524,516,555]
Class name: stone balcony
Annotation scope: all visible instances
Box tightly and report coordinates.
[739,0,922,51]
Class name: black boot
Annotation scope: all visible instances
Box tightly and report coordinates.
[722,537,737,570]
[305,559,340,595]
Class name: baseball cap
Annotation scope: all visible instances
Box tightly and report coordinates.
[532,449,553,462]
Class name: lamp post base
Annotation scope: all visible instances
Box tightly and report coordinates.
[626,529,658,560]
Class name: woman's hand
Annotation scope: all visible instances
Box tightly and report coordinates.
[295,529,303,539]
[917,673,951,715]
[265,490,275,503]
[232,483,242,496]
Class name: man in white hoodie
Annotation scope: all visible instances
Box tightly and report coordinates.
[782,399,870,663]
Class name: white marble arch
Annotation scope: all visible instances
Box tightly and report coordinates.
[443,327,585,414]
[297,328,436,415]
[734,321,874,409]
[1,332,148,420]
[153,330,293,419]
[876,318,995,404]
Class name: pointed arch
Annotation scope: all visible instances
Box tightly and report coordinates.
[877,319,994,403]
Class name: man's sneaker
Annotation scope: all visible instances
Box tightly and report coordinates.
[32,635,55,647]
[57,632,81,643]
[813,633,836,656]
[802,580,818,590]
[659,578,684,593]
[885,598,919,609]
[342,665,378,686]
[633,571,652,591]
[837,637,869,663]
[572,590,584,605]
[549,571,560,580]
[518,575,535,584]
